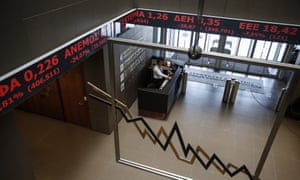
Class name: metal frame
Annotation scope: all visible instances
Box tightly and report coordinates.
[119,159,192,180]
[107,37,300,180]
[107,40,193,180]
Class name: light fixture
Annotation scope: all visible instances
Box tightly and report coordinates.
[188,0,205,60]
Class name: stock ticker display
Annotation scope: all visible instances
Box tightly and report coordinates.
[1,9,299,116]
[118,9,300,43]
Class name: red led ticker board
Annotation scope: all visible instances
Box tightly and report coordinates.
[0,28,108,116]
[117,9,300,44]
[1,9,300,116]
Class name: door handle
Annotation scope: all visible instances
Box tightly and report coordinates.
[78,96,88,106]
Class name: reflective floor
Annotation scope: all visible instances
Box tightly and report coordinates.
[15,76,300,180]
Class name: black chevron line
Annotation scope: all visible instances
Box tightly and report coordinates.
[89,93,254,180]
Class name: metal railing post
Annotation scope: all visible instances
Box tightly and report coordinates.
[106,37,300,180]
[253,73,296,180]
[108,40,121,161]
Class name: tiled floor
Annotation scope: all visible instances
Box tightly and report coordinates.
[15,76,300,180]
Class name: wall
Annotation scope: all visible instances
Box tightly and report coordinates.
[2,0,300,78]
[135,0,300,25]
[84,48,114,134]
[114,26,154,106]
[2,0,300,75]
[0,0,133,76]
[0,112,35,180]
[82,26,154,134]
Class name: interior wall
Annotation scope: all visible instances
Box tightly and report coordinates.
[0,112,35,180]
[2,0,300,78]
[84,48,114,134]
[134,0,199,14]
[114,26,154,106]
[136,0,300,25]
[0,0,133,76]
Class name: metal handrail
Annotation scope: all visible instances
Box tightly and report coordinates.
[108,37,300,71]
[107,37,300,180]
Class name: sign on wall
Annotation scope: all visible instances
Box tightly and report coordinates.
[117,9,300,44]
[0,28,108,116]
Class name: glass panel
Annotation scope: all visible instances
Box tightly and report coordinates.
[115,22,121,36]
[248,65,264,75]
[167,29,179,47]
[175,30,180,47]
[173,29,179,47]
[202,57,217,67]
[166,29,178,58]
[253,40,271,59]
[166,29,172,46]
[237,38,253,57]
[178,30,192,48]
[206,34,220,52]
[234,63,248,72]
[277,43,287,62]
[220,60,234,69]
[197,33,206,50]
[267,42,287,62]
[125,23,135,29]
[157,27,161,44]
[225,36,240,55]
[166,29,174,46]
[268,67,278,75]
[267,42,278,61]
[101,23,114,37]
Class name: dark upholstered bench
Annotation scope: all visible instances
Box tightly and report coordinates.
[138,67,183,120]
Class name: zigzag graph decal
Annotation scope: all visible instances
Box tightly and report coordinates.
[87,82,253,180]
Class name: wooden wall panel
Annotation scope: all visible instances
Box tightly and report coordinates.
[18,80,64,121]
[58,64,90,128]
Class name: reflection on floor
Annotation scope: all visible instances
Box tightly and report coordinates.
[15,77,300,180]
[186,67,265,94]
